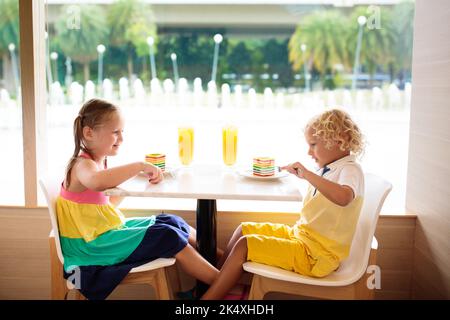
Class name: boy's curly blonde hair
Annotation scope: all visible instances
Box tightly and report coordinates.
[306,108,365,157]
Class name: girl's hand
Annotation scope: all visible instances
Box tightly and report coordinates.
[142,162,164,184]
[280,162,309,179]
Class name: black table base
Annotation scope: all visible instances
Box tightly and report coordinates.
[195,199,217,297]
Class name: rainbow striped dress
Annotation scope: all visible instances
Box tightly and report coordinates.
[56,157,189,300]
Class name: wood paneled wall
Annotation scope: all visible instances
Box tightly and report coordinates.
[406,0,450,299]
[0,207,415,300]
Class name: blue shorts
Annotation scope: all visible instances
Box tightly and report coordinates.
[123,213,190,263]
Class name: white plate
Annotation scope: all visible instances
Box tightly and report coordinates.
[237,169,289,180]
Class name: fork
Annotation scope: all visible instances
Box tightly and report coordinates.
[163,167,179,179]
[277,166,299,175]
[162,171,173,179]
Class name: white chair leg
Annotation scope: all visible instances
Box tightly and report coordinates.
[248,275,266,300]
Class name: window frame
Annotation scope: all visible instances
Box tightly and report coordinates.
[18,0,47,207]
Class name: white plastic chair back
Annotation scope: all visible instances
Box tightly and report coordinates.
[331,173,392,283]
[39,178,65,264]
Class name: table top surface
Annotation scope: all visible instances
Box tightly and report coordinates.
[104,164,303,202]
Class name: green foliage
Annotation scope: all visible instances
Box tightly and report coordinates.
[346,6,397,76]
[0,0,19,53]
[289,10,349,75]
[261,39,293,88]
[108,0,157,57]
[288,4,414,88]
[227,42,252,75]
[391,0,415,79]
[156,31,228,85]
[126,20,157,57]
[55,5,109,64]
[0,0,415,90]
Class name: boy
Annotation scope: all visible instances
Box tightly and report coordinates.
[202,108,365,300]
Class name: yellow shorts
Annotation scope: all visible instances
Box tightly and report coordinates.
[242,222,339,277]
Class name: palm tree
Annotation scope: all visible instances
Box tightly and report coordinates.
[289,10,349,82]
[55,5,109,83]
[107,0,157,80]
[346,6,397,83]
[0,0,19,88]
[391,0,415,85]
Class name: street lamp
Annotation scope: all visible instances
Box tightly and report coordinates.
[147,36,157,80]
[211,33,223,83]
[301,43,310,92]
[50,51,59,83]
[97,44,106,92]
[8,43,20,97]
[170,53,179,88]
[352,15,367,91]
[65,57,73,88]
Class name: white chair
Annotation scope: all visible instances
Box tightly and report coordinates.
[40,178,179,300]
[243,173,392,300]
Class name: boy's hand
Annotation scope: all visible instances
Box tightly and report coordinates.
[281,162,308,179]
[142,162,164,184]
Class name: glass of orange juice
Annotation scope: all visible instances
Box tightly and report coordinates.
[178,126,194,165]
[222,125,238,166]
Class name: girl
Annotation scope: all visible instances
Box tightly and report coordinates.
[202,108,365,300]
[56,98,219,300]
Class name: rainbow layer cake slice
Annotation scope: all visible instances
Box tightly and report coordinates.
[253,157,275,177]
[145,153,166,172]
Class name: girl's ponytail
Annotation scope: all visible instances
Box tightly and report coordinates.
[64,114,83,188]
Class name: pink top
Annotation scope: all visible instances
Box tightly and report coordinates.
[60,152,109,205]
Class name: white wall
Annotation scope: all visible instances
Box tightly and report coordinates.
[406,0,450,299]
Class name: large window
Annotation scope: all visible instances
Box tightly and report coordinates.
[0,0,23,205]
[1,0,415,212]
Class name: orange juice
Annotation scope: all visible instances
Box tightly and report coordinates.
[178,127,194,165]
[222,125,238,166]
